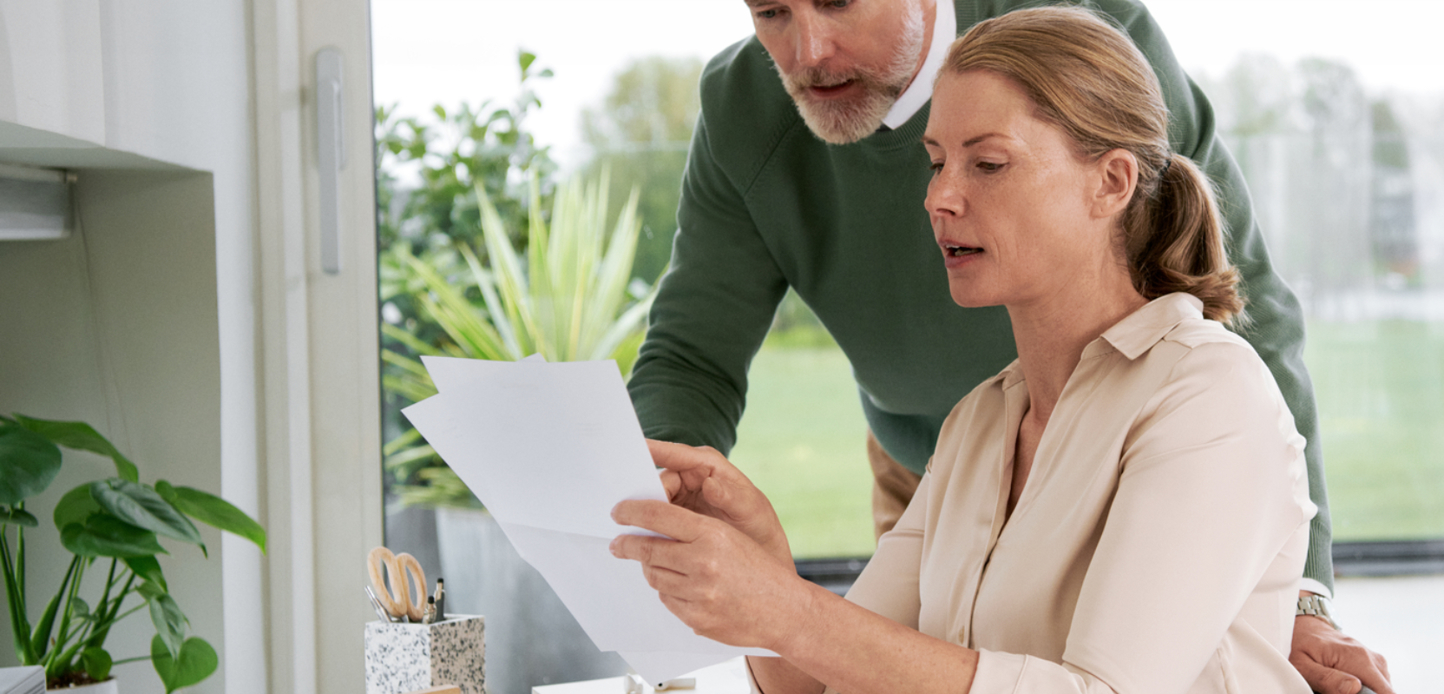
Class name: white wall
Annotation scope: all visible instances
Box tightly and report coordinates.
[0,1,261,693]
[0,171,225,694]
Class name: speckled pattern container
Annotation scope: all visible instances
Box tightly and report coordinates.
[364,615,485,694]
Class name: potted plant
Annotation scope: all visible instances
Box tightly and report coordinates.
[378,169,661,693]
[0,414,266,692]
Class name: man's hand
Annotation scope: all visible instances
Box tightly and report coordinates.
[646,439,792,566]
[1291,603,1394,694]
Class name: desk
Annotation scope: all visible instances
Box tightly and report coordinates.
[532,658,750,694]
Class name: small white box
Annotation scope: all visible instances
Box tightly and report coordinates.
[365,615,485,694]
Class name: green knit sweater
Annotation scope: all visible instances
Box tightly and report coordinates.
[627,0,1333,588]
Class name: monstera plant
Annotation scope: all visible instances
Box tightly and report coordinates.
[0,414,266,691]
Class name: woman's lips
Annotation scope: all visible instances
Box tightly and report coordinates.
[941,243,983,269]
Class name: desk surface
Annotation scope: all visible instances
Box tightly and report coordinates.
[532,658,750,694]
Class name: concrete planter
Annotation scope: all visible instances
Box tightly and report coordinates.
[435,508,626,694]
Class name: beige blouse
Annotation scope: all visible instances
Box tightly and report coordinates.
[838,294,1316,693]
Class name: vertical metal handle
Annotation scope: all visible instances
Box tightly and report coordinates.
[316,48,345,275]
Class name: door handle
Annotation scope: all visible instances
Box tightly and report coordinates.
[316,47,345,275]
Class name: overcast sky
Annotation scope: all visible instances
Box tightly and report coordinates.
[371,0,1444,170]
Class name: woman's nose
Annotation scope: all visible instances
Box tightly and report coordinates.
[926,169,964,217]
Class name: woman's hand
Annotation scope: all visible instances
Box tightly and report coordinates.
[647,440,792,566]
[610,498,819,652]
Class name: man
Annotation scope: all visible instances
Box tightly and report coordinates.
[626,1,1394,692]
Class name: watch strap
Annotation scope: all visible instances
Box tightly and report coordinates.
[1297,594,1340,630]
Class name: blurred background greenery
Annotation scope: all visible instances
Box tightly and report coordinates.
[376,47,1444,558]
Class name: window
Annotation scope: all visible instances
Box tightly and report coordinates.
[372,3,1444,691]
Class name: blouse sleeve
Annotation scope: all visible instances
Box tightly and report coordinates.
[805,473,932,694]
[838,472,931,629]
[972,341,1315,693]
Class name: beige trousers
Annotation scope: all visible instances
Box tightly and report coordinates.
[866,430,924,540]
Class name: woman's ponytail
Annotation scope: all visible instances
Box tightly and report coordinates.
[1126,153,1244,324]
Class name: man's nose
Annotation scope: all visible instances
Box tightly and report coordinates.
[794,12,836,68]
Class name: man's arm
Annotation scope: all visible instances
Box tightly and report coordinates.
[627,107,789,454]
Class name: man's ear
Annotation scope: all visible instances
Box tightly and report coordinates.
[1091,149,1137,219]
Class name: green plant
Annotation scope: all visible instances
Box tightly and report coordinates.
[381,170,662,507]
[0,414,266,691]
[375,51,563,509]
[375,50,556,254]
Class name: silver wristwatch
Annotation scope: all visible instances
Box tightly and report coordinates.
[1297,594,1340,630]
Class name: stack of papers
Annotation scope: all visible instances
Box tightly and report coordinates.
[0,666,44,694]
[402,356,773,686]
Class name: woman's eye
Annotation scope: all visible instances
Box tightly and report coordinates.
[756,8,781,19]
[976,161,1004,173]
[929,161,944,175]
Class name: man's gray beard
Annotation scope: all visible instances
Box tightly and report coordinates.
[775,6,927,145]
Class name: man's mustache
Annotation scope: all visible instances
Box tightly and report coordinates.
[789,67,860,90]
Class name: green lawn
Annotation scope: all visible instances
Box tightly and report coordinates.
[728,346,877,558]
[1306,319,1444,541]
[728,318,1444,559]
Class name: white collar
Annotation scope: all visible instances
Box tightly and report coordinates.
[882,0,956,130]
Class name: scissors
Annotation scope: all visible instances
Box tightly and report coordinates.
[367,546,427,622]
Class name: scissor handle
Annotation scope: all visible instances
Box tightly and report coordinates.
[367,546,405,619]
[395,552,427,621]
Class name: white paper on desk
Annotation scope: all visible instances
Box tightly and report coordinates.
[401,357,773,685]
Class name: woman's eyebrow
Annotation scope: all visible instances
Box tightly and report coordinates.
[963,132,1005,147]
[920,132,1007,148]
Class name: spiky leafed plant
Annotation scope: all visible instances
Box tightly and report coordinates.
[381,170,662,507]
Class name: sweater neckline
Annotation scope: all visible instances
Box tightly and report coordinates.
[859,100,933,152]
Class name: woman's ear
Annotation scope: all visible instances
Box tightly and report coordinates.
[1091,149,1137,219]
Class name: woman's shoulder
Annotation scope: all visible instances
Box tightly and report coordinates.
[1136,314,1302,453]
[1159,312,1253,351]
[1154,315,1273,388]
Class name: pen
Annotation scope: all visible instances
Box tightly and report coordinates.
[432,578,446,621]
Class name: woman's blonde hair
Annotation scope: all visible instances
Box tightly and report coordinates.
[942,6,1243,322]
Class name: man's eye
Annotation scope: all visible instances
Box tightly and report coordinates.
[756,8,781,19]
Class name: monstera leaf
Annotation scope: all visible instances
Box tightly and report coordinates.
[0,423,62,506]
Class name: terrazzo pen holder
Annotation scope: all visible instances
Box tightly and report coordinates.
[364,614,485,694]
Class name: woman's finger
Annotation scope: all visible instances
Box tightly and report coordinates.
[610,533,687,572]
[612,499,709,543]
[660,469,684,500]
[648,439,730,474]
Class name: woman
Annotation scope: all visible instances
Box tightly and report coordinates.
[610,7,1315,693]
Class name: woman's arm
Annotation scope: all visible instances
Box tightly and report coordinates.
[617,339,1315,694]
[616,446,984,694]
[610,496,982,694]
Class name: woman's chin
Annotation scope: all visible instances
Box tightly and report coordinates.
[948,286,1002,309]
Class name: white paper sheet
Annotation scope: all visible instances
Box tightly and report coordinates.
[401,357,773,685]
